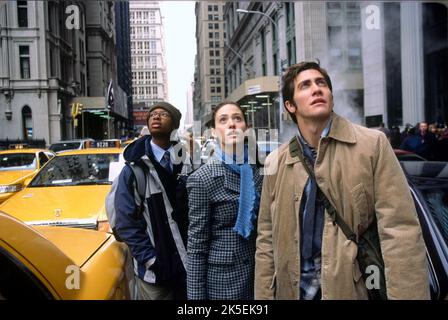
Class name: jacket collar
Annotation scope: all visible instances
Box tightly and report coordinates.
[207,160,261,194]
[286,113,356,164]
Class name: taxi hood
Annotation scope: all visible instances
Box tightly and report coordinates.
[34,226,111,267]
[0,185,110,228]
[0,170,35,185]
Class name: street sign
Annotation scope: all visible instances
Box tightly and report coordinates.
[247,85,261,95]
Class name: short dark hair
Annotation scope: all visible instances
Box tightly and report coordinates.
[282,61,333,123]
[210,101,248,128]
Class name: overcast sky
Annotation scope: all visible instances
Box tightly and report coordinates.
[160,1,196,128]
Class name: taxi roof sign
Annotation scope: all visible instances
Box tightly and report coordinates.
[9,143,29,149]
[86,140,120,148]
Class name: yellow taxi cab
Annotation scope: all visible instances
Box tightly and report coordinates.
[48,138,94,154]
[0,211,134,299]
[0,141,124,231]
[0,148,55,204]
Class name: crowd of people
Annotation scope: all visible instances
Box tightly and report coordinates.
[379,121,448,161]
[111,61,430,300]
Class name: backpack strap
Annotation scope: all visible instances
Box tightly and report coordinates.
[293,137,358,243]
[128,161,146,200]
[126,161,147,216]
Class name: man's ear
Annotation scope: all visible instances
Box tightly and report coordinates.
[284,100,296,114]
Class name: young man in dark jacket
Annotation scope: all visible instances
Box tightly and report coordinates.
[114,102,192,300]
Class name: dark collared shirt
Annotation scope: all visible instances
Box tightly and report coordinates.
[297,120,332,300]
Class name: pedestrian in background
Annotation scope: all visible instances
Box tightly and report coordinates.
[186,101,263,299]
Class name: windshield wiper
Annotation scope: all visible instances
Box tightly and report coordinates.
[73,181,111,186]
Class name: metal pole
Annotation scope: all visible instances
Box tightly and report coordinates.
[108,108,110,139]
[82,110,85,138]
[267,96,271,130]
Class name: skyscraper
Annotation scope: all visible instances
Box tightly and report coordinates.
[130,1,168,129]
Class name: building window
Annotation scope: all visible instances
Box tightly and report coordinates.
[285,2,295,28]
[19,45,30,79]
[287,38,296,66]
[209,32,213,39]
[214,23,219,29]
[22,105,33,139]
[150,41,156,53]
[17,1,28,28]
[327,2,342,10]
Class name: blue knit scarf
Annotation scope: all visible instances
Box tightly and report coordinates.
[214,145,260,239]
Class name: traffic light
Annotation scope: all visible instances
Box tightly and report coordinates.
[71,103,78,119]
[71,103,84,118]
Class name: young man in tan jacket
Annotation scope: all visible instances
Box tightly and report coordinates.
[255,61,430,300]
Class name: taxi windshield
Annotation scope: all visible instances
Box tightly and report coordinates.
[29,153,120,187]
[0,153,36,171]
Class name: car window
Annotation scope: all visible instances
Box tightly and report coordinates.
[0,247,53,300]
[0,153,37,171]
[49,142,81,153]
[418,186,448,245]
[29,153,120,187]
[397,154,426,161]
[38,152,49,167]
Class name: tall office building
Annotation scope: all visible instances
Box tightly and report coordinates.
[129,1,168,129]
[0,1,133,143]
[223,2,364,140]
[361,2,448,127]
[193,1,226,127]
[115,1,133,132]
[221,1,447,135]
[0,1,87,143]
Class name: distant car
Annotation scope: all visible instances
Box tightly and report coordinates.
[49,139,94,154]
[0,148,54,204]
[0,211,134,300]
[394,149,427,161]
[0,144,123,231]
[401,161,448,299]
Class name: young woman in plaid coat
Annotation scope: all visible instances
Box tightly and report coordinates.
[186,101,263,299]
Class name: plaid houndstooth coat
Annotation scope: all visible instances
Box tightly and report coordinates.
[186,160,263,300]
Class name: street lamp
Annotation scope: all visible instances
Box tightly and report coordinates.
[236,8,284,134]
